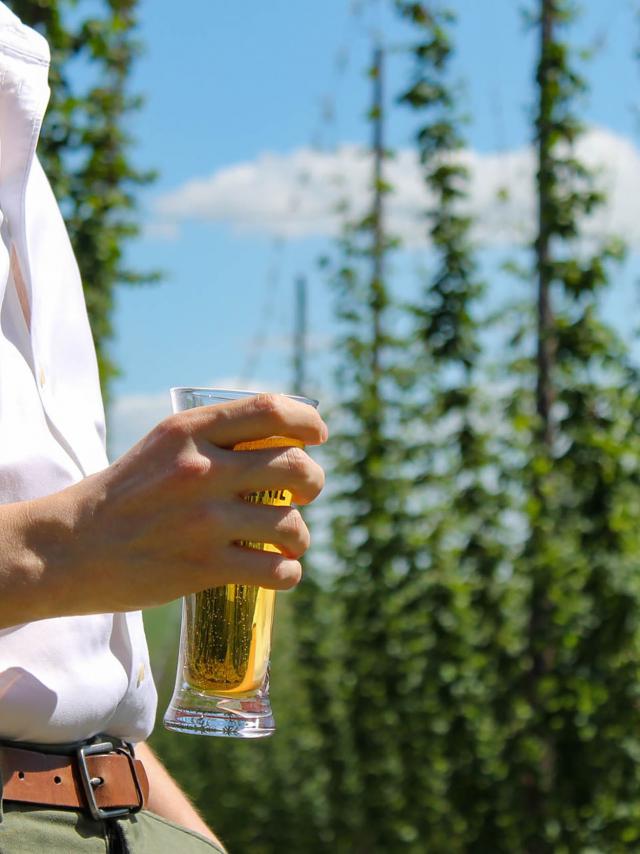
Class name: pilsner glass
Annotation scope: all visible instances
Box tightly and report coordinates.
[163,387,318,738]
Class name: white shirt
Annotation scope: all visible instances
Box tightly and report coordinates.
[0,4,157,744]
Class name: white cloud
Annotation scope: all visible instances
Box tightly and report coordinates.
[142,220,180,241]
[107,390,171,461]
[154,145,368,240]
[149,127,640,250]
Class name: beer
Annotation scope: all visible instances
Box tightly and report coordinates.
[185,583,275,695]
[182,437,297,698]
[164,388,318,738]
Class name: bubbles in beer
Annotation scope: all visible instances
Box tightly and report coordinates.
[185,584,275,694]
[184,485,290,696]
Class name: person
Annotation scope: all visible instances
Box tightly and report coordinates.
[0,4,327,853]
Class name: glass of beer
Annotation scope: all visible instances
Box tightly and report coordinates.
[163,387,318,738]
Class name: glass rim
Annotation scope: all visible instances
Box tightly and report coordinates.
[170,387,319,408]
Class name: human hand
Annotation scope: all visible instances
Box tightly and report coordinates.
[34,393,327,617]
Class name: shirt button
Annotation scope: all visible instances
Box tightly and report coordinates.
[38,367,46,388]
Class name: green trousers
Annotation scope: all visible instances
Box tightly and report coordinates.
[0,804,226,853]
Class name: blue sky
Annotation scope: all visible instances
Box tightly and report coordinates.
[107,0,640,457]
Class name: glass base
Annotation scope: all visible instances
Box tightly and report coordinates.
[163,686,275,738]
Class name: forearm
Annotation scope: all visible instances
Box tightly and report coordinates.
[0,395,327,630]
[136,742,226,851]
[0,494,74,629]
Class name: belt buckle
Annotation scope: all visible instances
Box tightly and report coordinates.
[76,740,144,821]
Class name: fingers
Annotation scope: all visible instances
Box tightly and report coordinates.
[214,545,303,591]
[183,393,328,449]
[210,500,310,560]
[208,444,325,506]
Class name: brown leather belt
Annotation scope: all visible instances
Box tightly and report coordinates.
[0,740,149,821]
